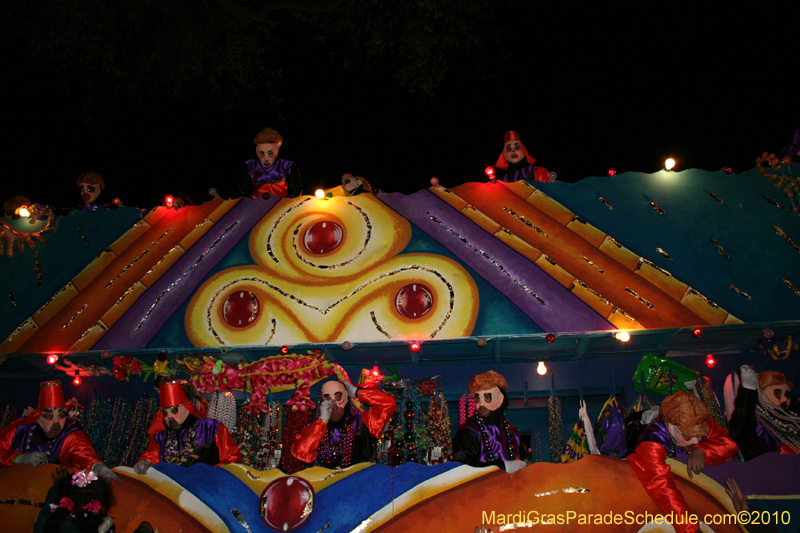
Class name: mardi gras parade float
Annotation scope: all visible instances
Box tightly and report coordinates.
[1,146,799,533]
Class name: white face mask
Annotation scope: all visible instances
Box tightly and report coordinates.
[255,142,281,167]
[503,141,525,164]
[472,386,504,417]
[321,381,348,422]
[763,384,791,408]
[668,423,699,447]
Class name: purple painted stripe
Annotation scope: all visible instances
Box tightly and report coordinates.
[674,452,800,496]
[379,190,614,333]
[96,197,280,349]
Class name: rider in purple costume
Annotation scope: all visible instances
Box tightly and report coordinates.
[453,371,527,473]
[241,127,302,199]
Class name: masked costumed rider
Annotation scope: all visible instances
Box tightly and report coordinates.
[133,380,242,474]
[453,371,527,473]
[241,127,302,199]
[728,367,799,460]
[490,131,552,183]
[0,381,118,482]
[292,380,396,468]
[627,391,738,533]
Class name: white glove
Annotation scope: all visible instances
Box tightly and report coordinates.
[319,400,334,422]
[133,460,153,475]
[503,460,527,474]
[740,365,758,390]
[343,381,359,398]
[92,462,121,483]
[16,451,48,466]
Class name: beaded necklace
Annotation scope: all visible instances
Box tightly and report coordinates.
[475,415,516,461]
[317,406,357,468]
[756,393,800,453]
[164,423,200,466]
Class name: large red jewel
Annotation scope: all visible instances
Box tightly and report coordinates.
[260,476,316,532]
[395,283,433,319]
[303,220,343,254]
[223,291,259,327]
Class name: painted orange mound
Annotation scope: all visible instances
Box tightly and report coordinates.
[0,465,211,533]
[375,456,739,533]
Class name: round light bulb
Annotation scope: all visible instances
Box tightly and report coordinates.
[665,158,676,170]
[315,189,325,199]
[537,361,547,375]
[615,331,631,342]
[410,341,421,352]
[705,353,716,367]
[73,373,82,386]
[18,207,30,218]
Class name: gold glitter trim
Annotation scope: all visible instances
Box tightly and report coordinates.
[649,200,665,215]
[290,201,372,269]
[428,212,545,306]
[729,284,752,300]
[599,197,613,210]
[762,196,788,211]
[772,225,800,254]
[34,251,42,286]
[710,239,730,259]
[5,319,37,342]
[709,192,724,204]
[369,311,393,339]
[266,198,313,264]
[636,258,673,278]
[686,288,720,309]
[61,304,88,330]
[570,279,611,306]
[77,322,107,342]
[76,227,91,247]
[625,287,654,309]
[784,278,800,296]
[655,247,673,261]
[581,256,604,273]
[105,228,172,288]
[135,221,238,331]
[502,206,550,238]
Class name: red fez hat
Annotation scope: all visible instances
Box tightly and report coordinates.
[38,381,67,410]
[159,379,189,408]
[504,130,521,143]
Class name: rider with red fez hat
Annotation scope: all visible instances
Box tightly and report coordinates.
[0,381,118,482]
[491,130,552,183]
[133,379,241,474]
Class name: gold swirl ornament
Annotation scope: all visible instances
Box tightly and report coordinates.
[185,194,479,345]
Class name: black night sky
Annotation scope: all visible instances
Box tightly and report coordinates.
[1,2,796,209]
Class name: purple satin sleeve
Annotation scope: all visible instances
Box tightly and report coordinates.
[502,164,540,183]
[246,158,295,186]
[10,420,82,464]
[460,417,524,462]
[753,418,783,455]
[152,418,220,463]
[636,417,683,458]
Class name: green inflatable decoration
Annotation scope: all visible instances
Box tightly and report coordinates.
[632,353,700,396]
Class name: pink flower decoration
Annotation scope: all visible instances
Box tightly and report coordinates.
[71,470,98,488]
[81,500,104,514]
[128,359,143,375]
[57,497,75,512]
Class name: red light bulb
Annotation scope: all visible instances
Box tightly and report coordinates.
[692,327,702,338]
[73,372,82,386]
[607,168,616,177]
[46,354,59,365]
[546,333,555,344]
[724,167,733,174]
[410,341,421,352]
[165,195,174,207]
[705,353,716,368]
[485,166,495,178]
[280,346,289,355]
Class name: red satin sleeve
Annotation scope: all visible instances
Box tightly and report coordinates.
[533,166,551,183]
[291,419,327,464]
[0,420,23,465]
[138,436,162,465]
[60,430,102,471]
[358,388,397,439]
[215,423,242,465]
[627,442,698,533]
[696,418,738,465]
[255,180,288,198]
